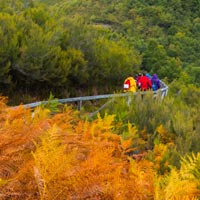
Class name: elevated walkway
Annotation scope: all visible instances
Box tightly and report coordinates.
[20,81,168,111]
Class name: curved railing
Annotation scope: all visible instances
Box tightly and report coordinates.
[18,80,168,110]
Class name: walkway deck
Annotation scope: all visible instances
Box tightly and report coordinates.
[19,81,168,111]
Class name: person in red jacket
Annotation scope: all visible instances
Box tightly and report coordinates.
[137,73,152,91]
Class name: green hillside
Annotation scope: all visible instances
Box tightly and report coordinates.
[0,0,199,101]
[0,1,200,199]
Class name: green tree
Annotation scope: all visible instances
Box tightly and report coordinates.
[91,37,141,86]
[142,40,167,71]
[0,13,18,85]
[13,23,64,86]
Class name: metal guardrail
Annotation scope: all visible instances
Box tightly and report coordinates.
[20,81,168,110]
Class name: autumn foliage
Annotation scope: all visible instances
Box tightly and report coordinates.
[0,96,200,200]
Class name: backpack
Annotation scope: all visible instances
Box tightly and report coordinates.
[124,79,131,89]
[152,82,157,91]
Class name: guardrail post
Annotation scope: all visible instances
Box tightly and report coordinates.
[78,100,82,111]
[161,90,165,99]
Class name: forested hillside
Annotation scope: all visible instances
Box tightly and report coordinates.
[0,1,200,199]
[0,0,199,103]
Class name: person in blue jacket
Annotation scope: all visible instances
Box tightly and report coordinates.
[151,74,161,91]
[145,73,151,80]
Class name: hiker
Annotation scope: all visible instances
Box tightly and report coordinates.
[123,75,137,92]
[145,73,151,80]
[151,74,161,91]
[137,73,152,91]
[136,73,142,90]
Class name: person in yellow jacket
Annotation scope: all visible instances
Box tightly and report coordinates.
[123,76,137,92]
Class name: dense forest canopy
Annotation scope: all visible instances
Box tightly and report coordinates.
[0,1,200,199]
[0,0,199,102]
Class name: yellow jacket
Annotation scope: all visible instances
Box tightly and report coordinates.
[123,76,137,92]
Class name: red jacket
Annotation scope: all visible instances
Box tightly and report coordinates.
[138,75,152,90]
